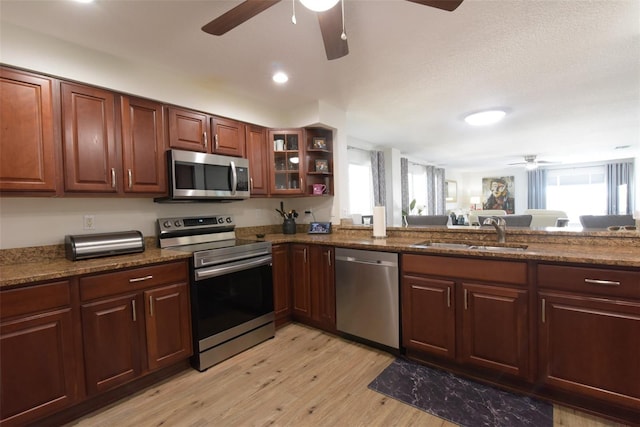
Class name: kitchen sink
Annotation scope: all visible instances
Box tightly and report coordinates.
[468,245,528,252]
[411,241,472,249]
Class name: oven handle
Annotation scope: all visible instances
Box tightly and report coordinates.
[194,255,272,281]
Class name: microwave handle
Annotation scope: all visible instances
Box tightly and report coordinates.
[230,161,237,195]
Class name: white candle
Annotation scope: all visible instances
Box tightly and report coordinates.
[373,206,386,238]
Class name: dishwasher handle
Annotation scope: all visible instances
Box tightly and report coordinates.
[335,255,397,268]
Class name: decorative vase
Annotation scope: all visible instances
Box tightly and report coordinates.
[282,218,296,234]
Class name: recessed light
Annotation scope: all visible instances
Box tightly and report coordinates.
[73,0,94,3]
[272,72,289,84]
[463,109,507,126]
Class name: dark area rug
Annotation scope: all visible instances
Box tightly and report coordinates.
[368,358,552,427]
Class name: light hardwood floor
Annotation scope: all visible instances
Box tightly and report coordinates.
[68,323,628,427]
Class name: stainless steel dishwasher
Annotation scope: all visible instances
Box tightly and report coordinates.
[335,248,399,349]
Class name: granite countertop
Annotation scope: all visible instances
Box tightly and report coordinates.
[1,227,638,289]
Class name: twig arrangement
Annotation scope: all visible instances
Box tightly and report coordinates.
[276,201,298,220]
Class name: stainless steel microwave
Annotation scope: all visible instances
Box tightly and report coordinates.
[158,149,250,201]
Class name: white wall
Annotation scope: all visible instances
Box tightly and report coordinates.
[0,24,341,249]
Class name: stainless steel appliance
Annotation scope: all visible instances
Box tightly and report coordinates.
[65,230,144,261]
[335,248,399,350]
[158,215,273,371]
[156,149,250,202]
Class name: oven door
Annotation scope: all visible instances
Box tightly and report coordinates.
[191,255,273,353]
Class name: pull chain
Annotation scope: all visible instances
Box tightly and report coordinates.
[292,0,297,24]
[340,0,347,40]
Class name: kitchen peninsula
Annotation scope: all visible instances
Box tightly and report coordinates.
[1,225,638,426]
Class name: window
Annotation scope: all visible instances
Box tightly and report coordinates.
[408,163,427,214]
[546,165,607,225]
[347,148,374,215]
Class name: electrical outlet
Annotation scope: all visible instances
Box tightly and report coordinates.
[83,215,95,230]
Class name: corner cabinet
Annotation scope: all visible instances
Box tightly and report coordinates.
[0,280,81,427]
[304,127,334,196]
[268,129,305,195]
[0,67,59,194]
[402,254,530,380]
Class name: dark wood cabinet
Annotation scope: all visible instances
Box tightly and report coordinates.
[144,283,192,370]
[272,244,292,327]
[120,96,166,193]
[61,82,118,193]
[79,261,191,396]
[167,106,209,153]
[0,280,80,427]
[211,116,245,157]
[81,293,142,395]
[291,244,335,331]
[402,275,455,359]
[268,129,305,195]
[246,125,269,196]
[402,254,530,379]
[304,127,333,196]
[537,264,640,411]
[460,282,529,378]
[0,67,59,194]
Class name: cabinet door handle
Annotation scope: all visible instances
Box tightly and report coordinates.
[447,287,451,308]
[304,248,307,263]
[250,177,254,190]
[300,177,304,190]
[149,295,154,317]
[128,169,132,189]
[215,134,219,150]
[129,275,153,283]
[541,298,546,323]
[584,278,621,286]
[111,168,116,188]
[464,289,468,310]
[327,251,331,267]
[203,131,208,149]
[132,299,137,322]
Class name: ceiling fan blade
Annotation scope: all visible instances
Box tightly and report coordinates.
[405,0,464,12]
[202,0,281,36]
[317,3,349,60]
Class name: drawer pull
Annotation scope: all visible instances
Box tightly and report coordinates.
[584,278,621,286]
[129,275,153,283]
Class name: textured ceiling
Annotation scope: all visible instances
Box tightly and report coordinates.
[1,0,638,171]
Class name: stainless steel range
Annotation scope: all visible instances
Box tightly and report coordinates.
[157,215,274,371]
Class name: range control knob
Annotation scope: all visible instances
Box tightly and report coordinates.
[226,217,232,223]
[218,217,224,224]
[163,221,172,228]
[174,220,182,227]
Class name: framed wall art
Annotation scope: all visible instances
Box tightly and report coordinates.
[482,176,515,213]
[445,180,457,202]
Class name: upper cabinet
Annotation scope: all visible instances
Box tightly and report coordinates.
[211,116,245,157]
[167,106,209,153]
[167,106,246,158]
[120,96,166,194]
[304,127,333,196]
[0,67,59,194]
[268,129,305,195]
[245,125,269,196]
[61,82,118,193]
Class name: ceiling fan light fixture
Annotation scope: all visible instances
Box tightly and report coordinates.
[525,161,538,171]
[300,0,340,12]
[272,71,289,84]
[463,109,507,126]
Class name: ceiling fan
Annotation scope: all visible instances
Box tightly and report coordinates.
[509,155,557,170]
[201,0,464,60]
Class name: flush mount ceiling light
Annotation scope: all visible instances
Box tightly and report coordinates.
[272,71,289,84]
[463,109,507,126]
[299,0,340,12]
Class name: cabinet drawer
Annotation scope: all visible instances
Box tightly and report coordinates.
[402,254,527,286]
[0,280,71,320]
[537,264,640,299]
[80,261,188,301]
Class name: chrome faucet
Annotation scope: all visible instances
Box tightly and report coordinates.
[483,216,507,243]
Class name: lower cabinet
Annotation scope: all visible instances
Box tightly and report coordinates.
[0,280,81,427]
[79,261,191,396]
[272,244,292,327]
[402,254,530,380]
[291,244,335,331]
[537,264,640,411]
